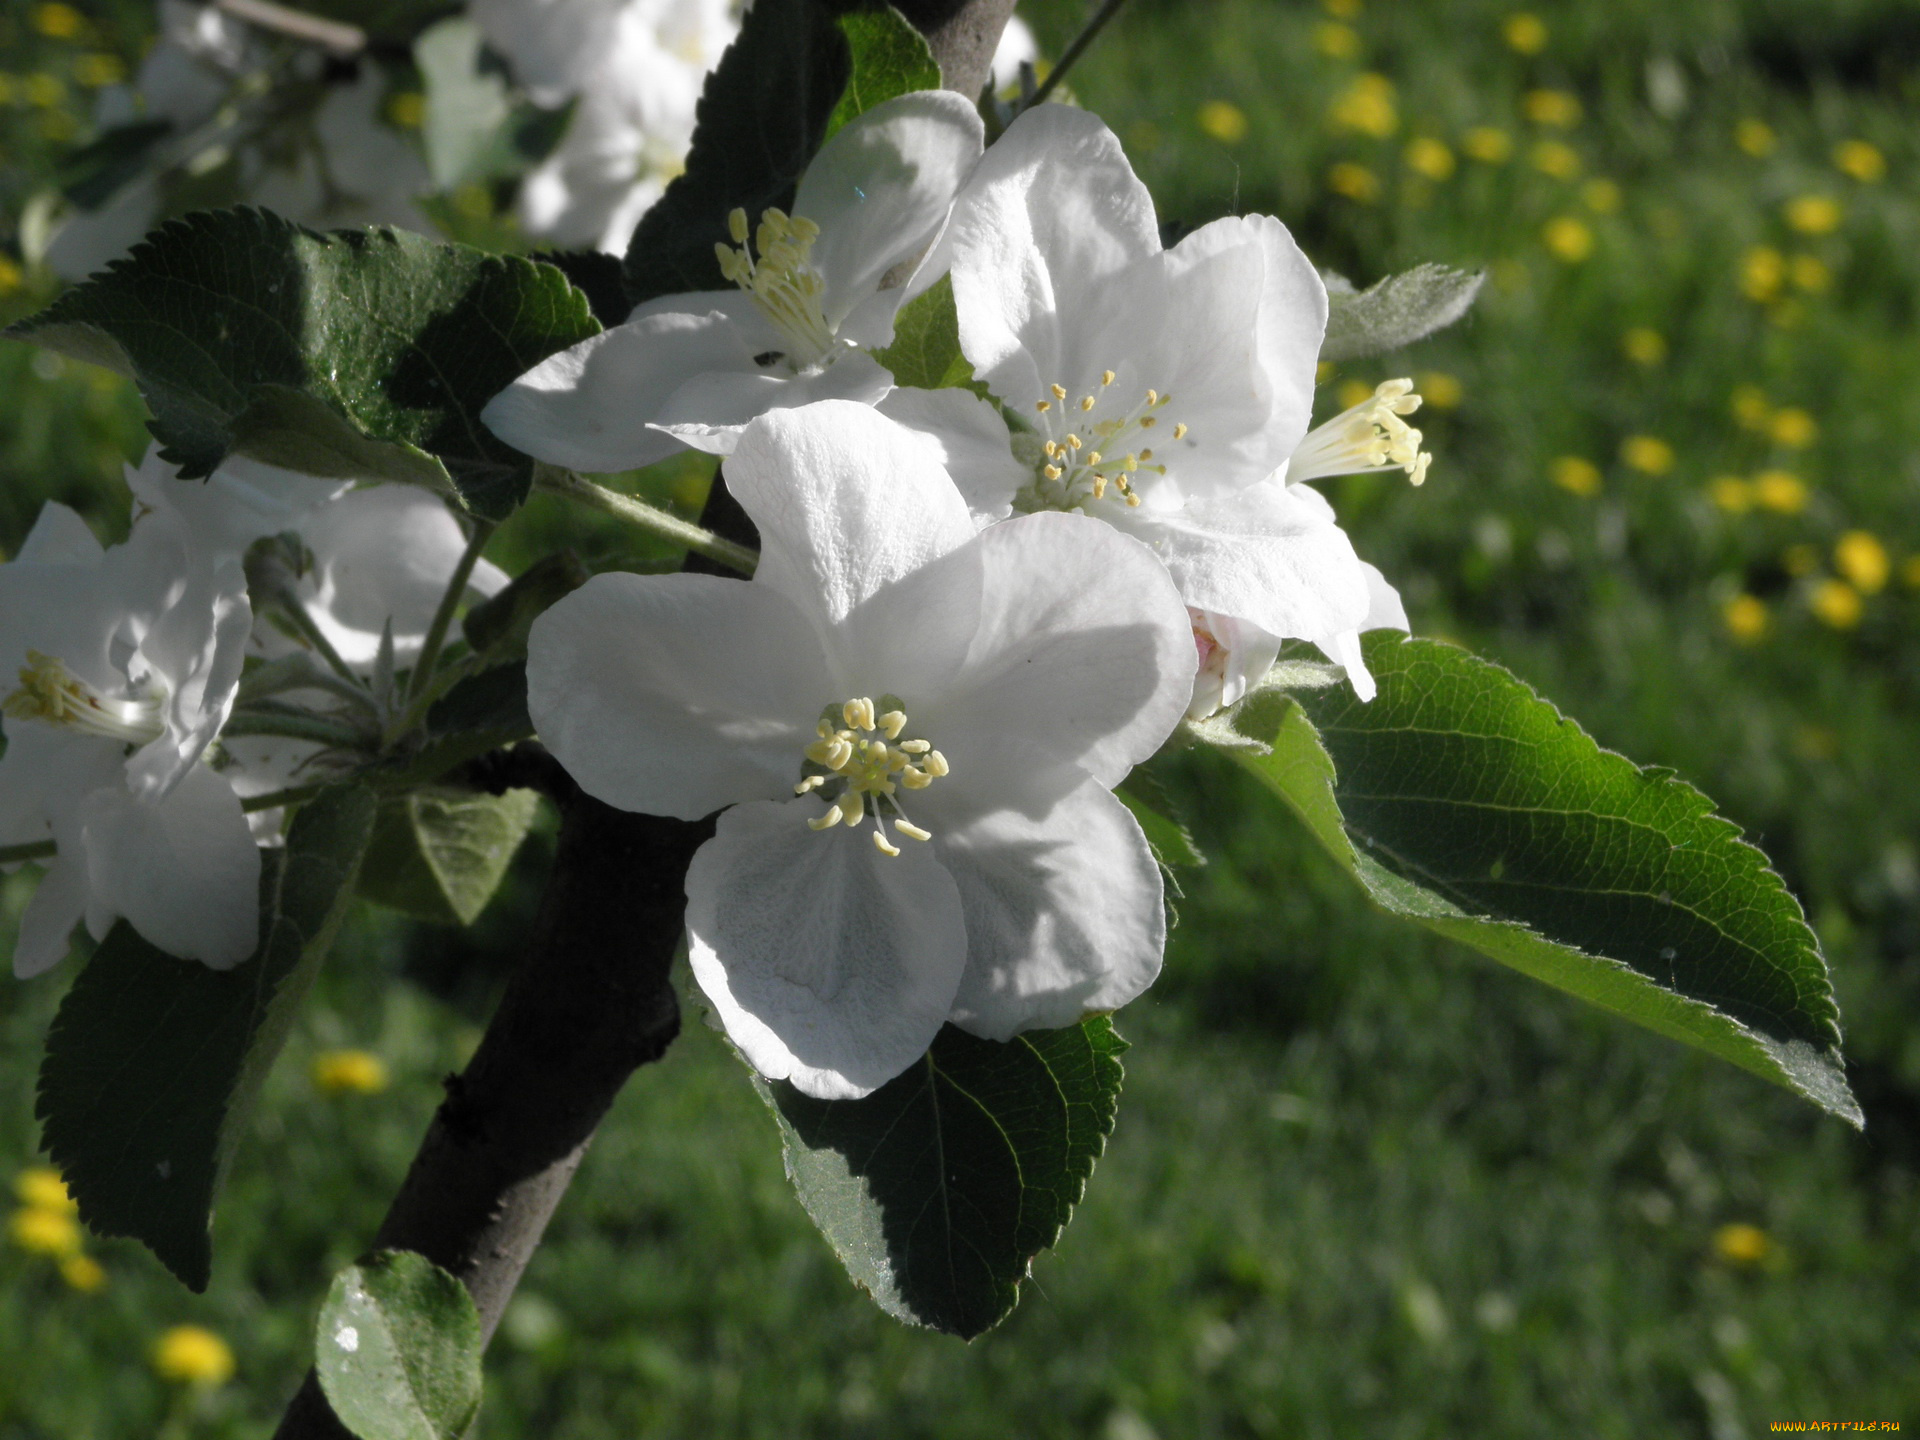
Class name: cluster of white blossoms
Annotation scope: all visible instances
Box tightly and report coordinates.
[0,454,504,978]
[493,98,1434,1097]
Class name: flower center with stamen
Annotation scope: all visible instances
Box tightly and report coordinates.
[1013,369,1189,514]
[2,650,165,746]
[795,695,948,857]
[1286,378,1431,486]
[715,206,839,372]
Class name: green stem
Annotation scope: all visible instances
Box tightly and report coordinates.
[240,782,332,814]
[0,838,56,865]
[270,594,361,687]
[223,707,378,749]
[237,653,376,712]
[406,520,497,703]
[537,469,759,576]
[1021,0,1131,112]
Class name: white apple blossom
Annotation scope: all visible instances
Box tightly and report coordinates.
[885,104,1422,706]
[472,0,738,253]
[481,91,985,473]
[526,401,1194,1098]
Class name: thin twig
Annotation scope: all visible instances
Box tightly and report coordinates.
[537,470,759,577]
[406,521,497,704]
[216,0,365,56]
[1021,0,1132,112]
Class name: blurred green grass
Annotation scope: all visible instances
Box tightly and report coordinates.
[4,0,1920,1434]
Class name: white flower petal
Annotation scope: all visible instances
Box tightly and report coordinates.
[481,298,772,473]
[79,763,261,969]
[726,401,977,635]
[794,91,985,333]
[15,502,101,565]
[122,551,252,800]
[15,851,91,979]
[1361,560,1409,633]
[124,446,350,560]
[875,386,1023,525]
[686,799,968,1099]
[941,770,1164,1037]
[651,347,895,455]
[527,571,824,820]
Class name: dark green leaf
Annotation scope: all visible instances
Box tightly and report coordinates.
[622,0,850,305]
[460,550,588,658]
[1319,263,1485,363]
[867,274,978,392]
[762,1017,1126,1339]
[315,1250,483,1440]
[6,208,600,520]
[1117,767,1206,870]
[360,787,543,926]
[1225,635,1859,1125]
[827,7,942,138]
[36,786,378,1290]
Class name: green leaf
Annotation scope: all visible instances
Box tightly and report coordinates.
[460,550,588,659]
[622,0,850,305]
[826,7,942,138]
[5,208,600,520]
[416,18,514,191]
[315,1250,483,1440]
[35,786,378,1289]
[867,274,978,391]
[1319,263,1485,363]
[761,1017,1126,1339]
[360,787,543,926]
[1224,635,1860,1126]
[1117,767,1206,870]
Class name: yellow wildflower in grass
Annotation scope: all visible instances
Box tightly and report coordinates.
[1621,435,1674,475]
[1768,407,1816,448]
[1416,371,1463,409]
[1503,13,1548,54]
[1902,555,1920,590]
[0,254,23,300]
[1833,139,1885,183]
[32,3,83,38]
[1550,456,1601,496]
[1713,1222,1771,1266]
[1405,136,1455,180]
[387,91,426,128]
[1621,327,1666,365]
[1740,246,1784,302]
[1810,578,1863,630]
[1327,162,1380,203]
[73,53,125,87]
[14,1167,76,1213]
[312,1049,390,1095]
[1835,531,1889,593]
[1462,127,1512,163]
[1336,378,1376,410]
[1790,254,1832,293]
[1731,385,1771,429]
[1198,100,1249,144]
[152,1327,236,1388]
[1323,0,1361,17]
[1542,215,1592,262]
[1782,544,1820,576]
[9,1206,81,1258]
[1315,22,1360,59]
[1754,471,1808,514]
[1329,73,1397,137]
[1581,178,1621,213]
[1723,594,1768,643]
[60,1254,106,1292]
[1529,140,1581,178]
[25,72,67,107]
[1523,89,1582,128]
[1709,476,1752,513]
[1735,118,1776,156]
[1785,195,1842,234]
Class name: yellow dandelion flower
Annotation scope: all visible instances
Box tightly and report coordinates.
[1336,378,1376,410]
[387,91,425,128]
[1198,100,1249,144]
[152,1327,235,1388]
[25,72,67,107]
[1734,118,1776,156]
[1708,476,1753,513]
[60,1253,107,1292]
[1621,327,1666,365]
[1462,126,1512,163]
[1523,89,1582,128]
[1768,407,1816,448]
[1529,140,1581,178]
[1417,371,1463,409]
[1835,531,1889,593]
[1330,73,1397,137]
[1405,136,1455,180]
[1315,22,1360,59]
[1550,456,1601,496]
[73,53,125,87]
[1810,578,1863,629]
[1713,1222,1771,1265]
[0,256,22,301]
[10,1206,81,1258]
[1832,139,1884,183]
[1788,254,1830,293]
[1503,13,1548,54]
[1740,246,1785,302]
[1723,594,1768,643]
[1327,161,1380,203]
[1785,195,1842,235]
[1782,543,1820,576]
[1582,178,1621,213]
[312,1050,390,1096]
[32,3,84,39]
[14,1168,76,1213]
[1754,471,1808,514]
[1323,0,1361,16]
[1731,385,1771,429]
[1621,435,1674,475]
[1542,215,1592,261]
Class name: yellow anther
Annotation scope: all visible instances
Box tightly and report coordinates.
[899,739,931,754]
[842,697,872,730]
[923,751,949,778]
[727,208,749,243]
[1066,434,1082,450]
[1145,389,1159,405]
[1172,422,1189,440]
[1051,383,1067,399]
[1139,415,1157,429]
[1044,465,1063,480]
[841,791,866,825]
[872,828,901,857]
[1125,492,1142,507]
[1101,369,1116,386]
[795,775,825,794]
[1123,454,1139,471]
[895,819,932,842]
[1139,448,1153,461]
[900,767,932,789]
[1092,476,1108,499]
[1080,395,1096,411]
[879,710,907,739]
[1036,400,1052,412]
[809,804,844,831]
[1043,441,1059,457]
[1087,451,1102,465]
